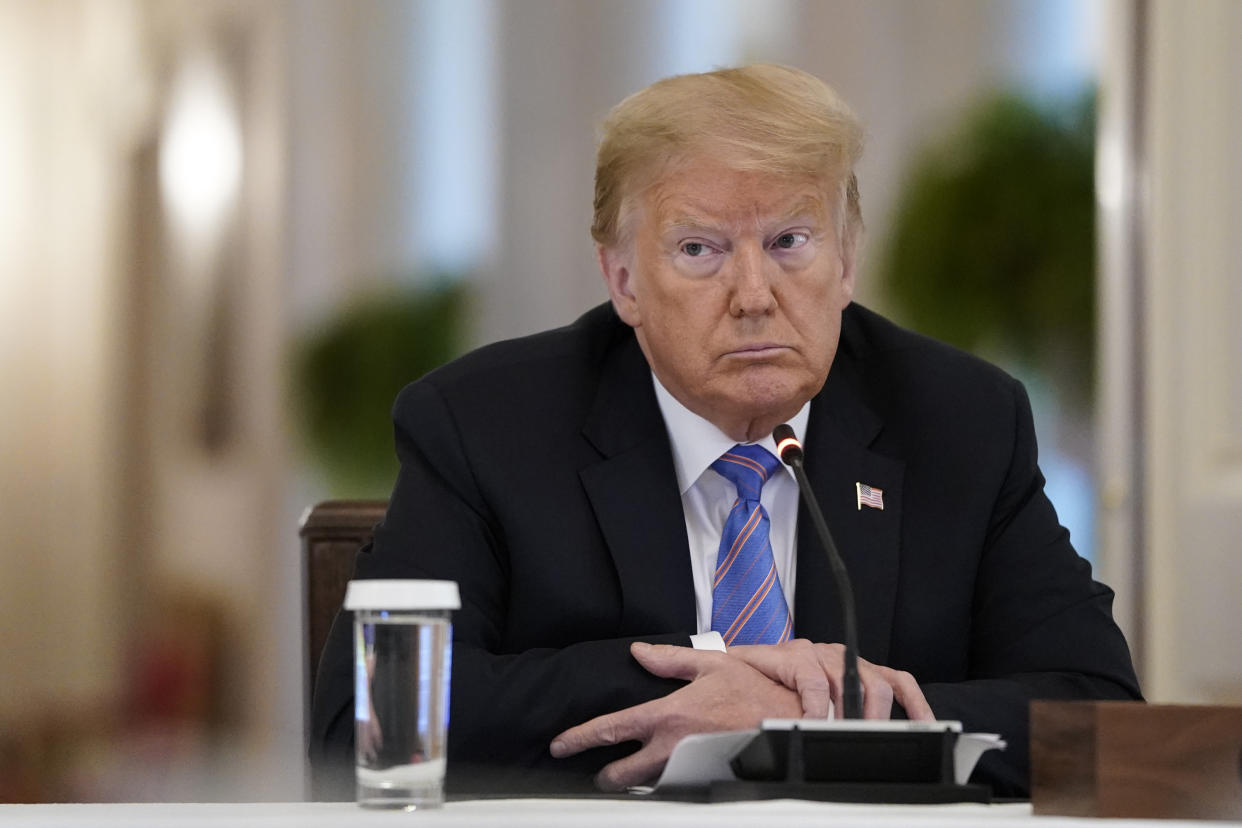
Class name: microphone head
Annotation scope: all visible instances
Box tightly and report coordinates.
[772,424,804,465]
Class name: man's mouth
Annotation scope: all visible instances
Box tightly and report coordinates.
[724,343,790,359]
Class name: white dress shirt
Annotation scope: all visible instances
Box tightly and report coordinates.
[650,374,811,649]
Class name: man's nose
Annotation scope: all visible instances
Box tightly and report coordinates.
[729,245,777,317]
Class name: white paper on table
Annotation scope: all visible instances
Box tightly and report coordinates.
[952,732,1006,785]
[629,729,759,794]
[630,720,1006,793]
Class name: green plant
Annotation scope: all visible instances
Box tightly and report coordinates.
[879,91,1096,401]
[294,282,468,496]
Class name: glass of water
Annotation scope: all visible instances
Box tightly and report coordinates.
[346,579,459,809]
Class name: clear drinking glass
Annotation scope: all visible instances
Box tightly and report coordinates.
[346,579,459,809]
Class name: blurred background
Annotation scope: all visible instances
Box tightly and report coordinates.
[1,0,1239,803]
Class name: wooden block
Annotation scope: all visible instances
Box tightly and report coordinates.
[1031,701,1242,820]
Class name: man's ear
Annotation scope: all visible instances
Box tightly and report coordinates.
[597,244,641,327]
[839,226,862,303]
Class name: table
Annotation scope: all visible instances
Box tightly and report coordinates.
[1,800,1238,827]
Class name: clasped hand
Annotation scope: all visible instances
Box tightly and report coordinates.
[549,639,933,791]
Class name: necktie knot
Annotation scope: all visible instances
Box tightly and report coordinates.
[711,444,781,502]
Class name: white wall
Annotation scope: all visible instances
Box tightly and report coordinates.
[0,0,134,729]
[1140,0,1242,704]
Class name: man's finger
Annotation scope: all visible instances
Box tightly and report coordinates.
[887,669,935,721]
[728,643,800,685]
[794,679,832,719]
[860,667,895,719]
[550,701,655,759]
[628,641,715,682]
[783,656,834,720]
[828,669,845,719]
[593,740,670,792]
[729,642,832,718]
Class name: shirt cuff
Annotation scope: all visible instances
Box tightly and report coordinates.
[690,631,727,651]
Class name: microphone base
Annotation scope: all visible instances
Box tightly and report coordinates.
[714,719,991,804]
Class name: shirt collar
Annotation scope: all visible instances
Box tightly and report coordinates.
[651,373,812,495]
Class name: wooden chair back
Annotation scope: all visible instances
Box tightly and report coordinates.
[299,499,387,725]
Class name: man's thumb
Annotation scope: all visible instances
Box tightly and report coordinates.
[629,641,710,681]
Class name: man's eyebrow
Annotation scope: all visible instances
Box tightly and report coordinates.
[650,188,716,231]
[656,196,829,233]
[773,195,829,224]
[659,211,717,231]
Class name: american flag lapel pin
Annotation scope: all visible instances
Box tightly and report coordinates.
[856,482,884,510]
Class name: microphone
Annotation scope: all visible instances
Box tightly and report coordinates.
[772,423,863,720]
[718,427,1001,800]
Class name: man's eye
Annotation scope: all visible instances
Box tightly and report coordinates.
[773,232,809,249]
[681,241,711,257]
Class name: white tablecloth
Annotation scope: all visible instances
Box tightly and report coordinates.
[1,799,1237,827]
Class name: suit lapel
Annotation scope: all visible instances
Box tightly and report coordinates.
[579,331,697,636]
[794,362,904,664]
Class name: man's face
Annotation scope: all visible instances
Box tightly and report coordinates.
[599,157,856,442]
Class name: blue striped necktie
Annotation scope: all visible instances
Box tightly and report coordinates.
[710,444,792,646]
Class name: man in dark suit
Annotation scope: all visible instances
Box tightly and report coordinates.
[311,64,1140,798]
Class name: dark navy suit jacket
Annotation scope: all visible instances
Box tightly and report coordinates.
[310,302,1140,797]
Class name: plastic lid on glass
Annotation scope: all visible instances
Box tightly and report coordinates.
[344,579,460,611]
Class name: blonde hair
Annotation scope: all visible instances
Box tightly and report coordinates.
[591,64,864,248]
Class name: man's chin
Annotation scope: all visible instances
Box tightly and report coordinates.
[733,372,817,412]
[711,389,814,441]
